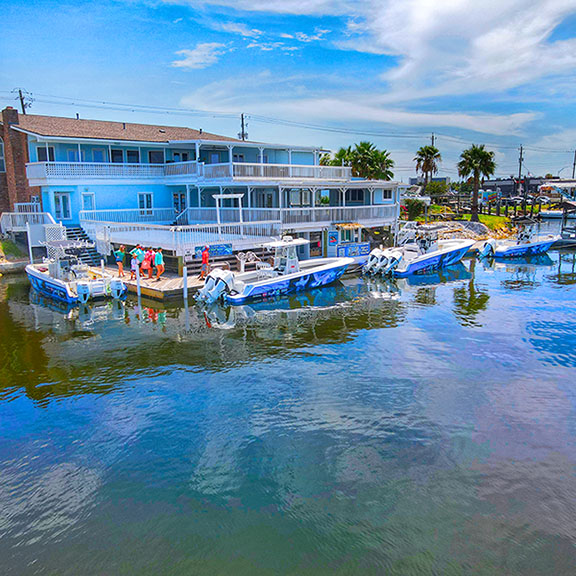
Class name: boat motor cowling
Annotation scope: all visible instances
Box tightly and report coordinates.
[109,279,127,299]
[364,248,384,274]
[77,281,91,304]
[197,268,236,304]
[381,249,403,275]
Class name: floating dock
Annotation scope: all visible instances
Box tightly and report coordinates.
[95,266,204,301]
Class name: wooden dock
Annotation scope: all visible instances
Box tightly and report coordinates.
[95,266,205,301]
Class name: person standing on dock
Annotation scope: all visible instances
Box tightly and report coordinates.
[130,253,139,281]
[114,245,126,278]
[154,248,165,281]
[143,247,155,280]
[130,245,145,269]
[199,245,210,281]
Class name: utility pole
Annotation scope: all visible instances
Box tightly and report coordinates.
[517,145,523,196]
[239,113,248,141]
[431,133,435,147]
[572,149,576,180]
[12,88,33,114]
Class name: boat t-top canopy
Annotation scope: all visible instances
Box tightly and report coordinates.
[262,236,309,249]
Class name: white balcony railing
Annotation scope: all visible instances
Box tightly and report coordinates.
[0,211,56,233]
[79,208,176,224]
[26,160,352,182]
[175,204,395,227]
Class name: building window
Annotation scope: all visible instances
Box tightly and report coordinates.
[148,150,164,164]
[93,149,106,163]
[172,151,189,163]
[82,193,95,211]
[138,193,153,210]
[233,154,244,163]
[111,149,124,163]
[289,189,310,206]
[348,189,363,203]
[126,150,139,163]
[37,146,55,162]
[0,138,4,172]
[383,189,392,199]
[209,152,220,164]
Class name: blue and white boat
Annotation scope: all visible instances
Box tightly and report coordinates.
[364,225,475,278]
[26,240,127,304]
[196,237,354,305]
[475,224,560,259]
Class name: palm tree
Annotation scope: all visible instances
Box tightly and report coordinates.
[321,143,394,180]
[414,145,442,188]
[327,146,353,167]
[457,144,496,223]
[373,149,394,180]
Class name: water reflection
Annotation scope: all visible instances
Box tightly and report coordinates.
[452,260,490,327]
[1,249,576,575]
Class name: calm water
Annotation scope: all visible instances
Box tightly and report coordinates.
[1,250,576,575]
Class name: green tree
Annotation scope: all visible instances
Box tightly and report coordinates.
[414,145,442,186]
[404,198,425,220]
[321,142,394,180]
[425,180,449,200]
[457,144,496,222]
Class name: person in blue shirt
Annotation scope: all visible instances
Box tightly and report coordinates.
[154,247,165,281]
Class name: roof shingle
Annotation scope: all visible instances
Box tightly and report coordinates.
[10,113,240,144]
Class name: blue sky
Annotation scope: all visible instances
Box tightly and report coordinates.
[2,0,576,180]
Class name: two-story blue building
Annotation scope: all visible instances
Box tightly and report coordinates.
[1,107,402,260]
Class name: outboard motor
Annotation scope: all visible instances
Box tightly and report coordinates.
[196,269,236,304]
[381,249,403,275]
[109,279,127,299]
[477,239,496,259]
[77,281,91,304]
[363,248,383,274]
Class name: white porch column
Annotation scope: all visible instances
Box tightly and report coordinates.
[45,142,49,160]
[259,147,264,177]
[247,186,252,209]
[195,142,200,162]
[108,144,112,162]
[279,186,283,210]
[77,143,82,162]
[239,195,244,237]
[197,186,202,208]
[288,149,293,177]
[185,184,190,210]
[313,150,318,165]
[216,187,222,238]
[341,188,347,207]
[228,145,234,177]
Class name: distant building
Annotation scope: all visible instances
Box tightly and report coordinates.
[482,177,549,197]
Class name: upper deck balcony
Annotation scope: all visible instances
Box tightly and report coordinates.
[26,160,352,185]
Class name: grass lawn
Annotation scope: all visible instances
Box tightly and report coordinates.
[0,240,26,260]
[459,214,510,231]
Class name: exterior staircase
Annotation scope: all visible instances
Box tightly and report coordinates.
[65,226,102,266]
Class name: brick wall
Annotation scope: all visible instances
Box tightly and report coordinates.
[0,107,35,213]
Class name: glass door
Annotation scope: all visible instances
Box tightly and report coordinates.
[54,193,71,220]
[173,192,186,215]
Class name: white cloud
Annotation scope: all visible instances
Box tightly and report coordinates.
[171,43,228,69]
[168,0,576,99]
[247,41,299,52]
[216,21,263,38]
[182,73,536,136]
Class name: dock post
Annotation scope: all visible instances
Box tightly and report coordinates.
[100,259,105,276]
[183,266,188,301]
[136,264,141,297]
[26,221,33,264]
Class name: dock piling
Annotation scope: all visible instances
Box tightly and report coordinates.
[183,266,188,301]
[136,264,141,297]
